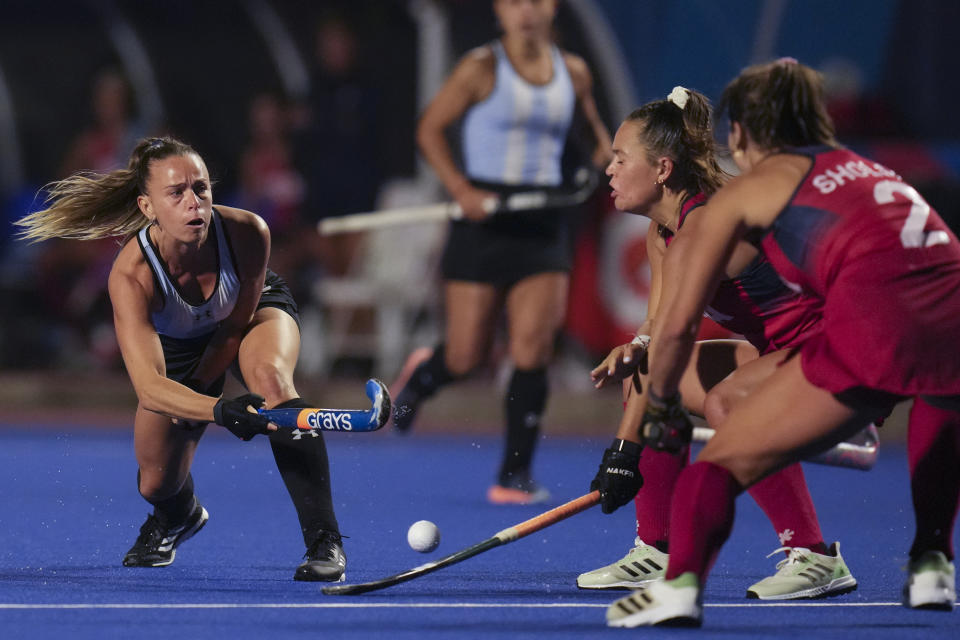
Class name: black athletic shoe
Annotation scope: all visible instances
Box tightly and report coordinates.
[294,530,346,582]
[391,387,422,434]
[122,502,209,567]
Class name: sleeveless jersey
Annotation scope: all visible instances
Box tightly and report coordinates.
[136,207,242,339]
[461,41,575,186]
[760,146,960,395]
[664,193,821,354]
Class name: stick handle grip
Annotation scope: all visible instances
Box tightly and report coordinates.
[495,491,601,542]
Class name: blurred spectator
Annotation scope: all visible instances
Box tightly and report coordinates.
[33,68,148,370]
[292,12,383,277]
[60,68,146,175]
[231,92,305,279]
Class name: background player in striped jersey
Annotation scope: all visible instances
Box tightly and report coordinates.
[606,59,960,628]
[17,137,347,582]
[582,87,855,600]
[391,0,611,504]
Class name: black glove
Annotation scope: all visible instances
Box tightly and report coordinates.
[213,393,271,441]
[590,439,644,514]
[639,390,693,453]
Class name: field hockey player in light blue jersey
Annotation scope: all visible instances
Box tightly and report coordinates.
[391,0,611,504]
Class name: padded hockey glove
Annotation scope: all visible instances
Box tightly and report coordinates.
[213,393,271,441]
[590,439,644,514]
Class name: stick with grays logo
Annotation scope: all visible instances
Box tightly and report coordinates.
[258,378,391,433]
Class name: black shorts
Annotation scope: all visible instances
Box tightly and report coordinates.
[440,180,574,287]
[160,269,299,392]
[258,270,301,331]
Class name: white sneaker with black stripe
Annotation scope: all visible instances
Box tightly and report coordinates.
[746,542,857,600]
[606,572,703,628]
[577,538,668,589]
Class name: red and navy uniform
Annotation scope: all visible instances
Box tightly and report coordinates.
[761,146,960,397]
[664,193,822,354]
[640,194,830,556]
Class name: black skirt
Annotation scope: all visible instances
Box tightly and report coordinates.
[440,180,575,287]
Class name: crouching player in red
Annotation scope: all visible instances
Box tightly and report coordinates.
[605,59,960,627]
[583,87,857,600]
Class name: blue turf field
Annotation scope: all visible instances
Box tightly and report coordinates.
[0,423,956,639]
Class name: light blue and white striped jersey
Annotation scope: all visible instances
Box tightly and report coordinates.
[136,208,241,339]
[462,41,575,186]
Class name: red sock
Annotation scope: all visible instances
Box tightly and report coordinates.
[747,464,827,554]
[634,445,689,549]
[908,397,960,561]
[665,461,743,581]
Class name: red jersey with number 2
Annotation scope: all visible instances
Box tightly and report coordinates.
[760,146,960,396]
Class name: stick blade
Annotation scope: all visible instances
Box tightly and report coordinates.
[321,492,599,596]
[365,378,391,430]
[322,538,502,596]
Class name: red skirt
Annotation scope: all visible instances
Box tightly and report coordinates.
[800,248,960,397]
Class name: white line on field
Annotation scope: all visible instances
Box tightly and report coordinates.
[0,601,926,610]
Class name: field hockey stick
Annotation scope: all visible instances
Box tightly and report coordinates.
[318,167,600,235]
[257,378,391,433]
[692,422,879,471]
[322,490,601,595]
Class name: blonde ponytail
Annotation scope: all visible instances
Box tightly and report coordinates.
[15,136,197,242]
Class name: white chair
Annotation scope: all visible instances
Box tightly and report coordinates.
[303,178,447,378]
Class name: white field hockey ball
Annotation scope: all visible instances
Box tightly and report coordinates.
[407,520,440,553]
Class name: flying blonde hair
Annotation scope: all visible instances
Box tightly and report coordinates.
[16,136,197,242]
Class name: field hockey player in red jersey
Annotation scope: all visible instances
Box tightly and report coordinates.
[583,86,857,601]
[606,59,960,627]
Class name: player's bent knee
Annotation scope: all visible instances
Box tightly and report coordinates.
[245,361,295,405]
[697,443,772,487]
[702,391,731,430]
[444,351,483,377]
[137,475,181,502]
[508,341,553,370]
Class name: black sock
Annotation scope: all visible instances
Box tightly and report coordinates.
[401,344,456,400]
[141,472,197,527]
[270,397,339,545]
[499,367,548,482]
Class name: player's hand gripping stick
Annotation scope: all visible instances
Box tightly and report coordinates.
[256,378,391,434]
[213,393,272,441]
[591,439,644,514]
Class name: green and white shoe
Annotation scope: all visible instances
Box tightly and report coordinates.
[904,550,955,610]
[606,572,703,628]
[747,542,857,600]
[577,538,668,590]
